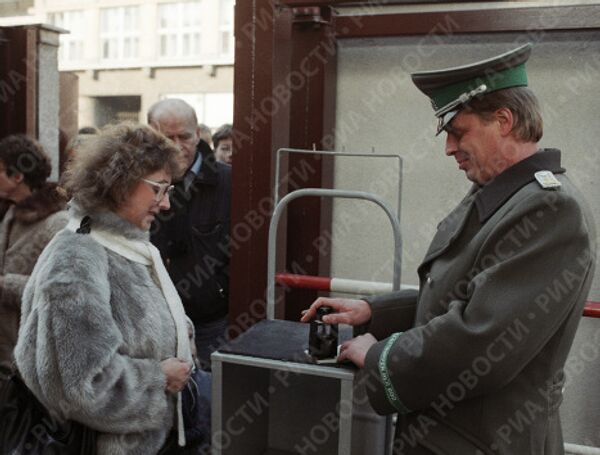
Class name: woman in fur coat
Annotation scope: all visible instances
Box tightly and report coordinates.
[15,124,194,454]
[0,134,68,383]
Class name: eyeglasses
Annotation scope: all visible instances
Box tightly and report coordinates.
[141,178,174,201]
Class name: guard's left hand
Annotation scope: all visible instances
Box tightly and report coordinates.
[338,333,377,368]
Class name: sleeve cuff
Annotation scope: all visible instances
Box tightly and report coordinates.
[365,333,411,415]
[378,333,410,414]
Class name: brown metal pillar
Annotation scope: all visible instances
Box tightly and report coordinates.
[283,6,336,320]
[229,0,289,334]
[0,26,38,138]
[230,2,337,334]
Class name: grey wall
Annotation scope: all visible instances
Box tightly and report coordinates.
[333,31,600,294]
[333,31,600,447]
[37,26,61,181]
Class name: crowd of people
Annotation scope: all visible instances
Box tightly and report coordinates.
[0,100,231,454]
[0,43,596,455]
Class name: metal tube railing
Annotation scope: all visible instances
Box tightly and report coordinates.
[565,443,600,455]
[274,147,403,218]
[267,188,402,320]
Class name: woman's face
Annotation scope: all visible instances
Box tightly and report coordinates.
[115,168,172,230]
[0,160,22,202]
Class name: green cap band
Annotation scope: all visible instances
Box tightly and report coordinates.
[410,43,533,134]
[431,63,528,111]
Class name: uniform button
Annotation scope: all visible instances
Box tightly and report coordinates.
[426,275,433,285]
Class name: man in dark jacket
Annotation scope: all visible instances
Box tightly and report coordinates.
[302,44,596,454]
[148,99,231,370]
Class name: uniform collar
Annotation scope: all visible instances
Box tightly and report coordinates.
[474,148,565,223]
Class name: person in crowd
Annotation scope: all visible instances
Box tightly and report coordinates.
[0,134,68,386]
[302,44,596,454]
[212,124,233,165]
[63,128,98,172]
[198,123,213,148]
[15,123,193,454]
[148,99,232,370]
[78,126,99,135]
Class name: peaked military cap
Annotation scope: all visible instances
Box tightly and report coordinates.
[411,43,532,135]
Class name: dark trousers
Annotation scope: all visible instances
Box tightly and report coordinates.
[194,317,228,370]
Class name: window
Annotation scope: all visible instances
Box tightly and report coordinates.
[218,0,234,57]
[48,10,85,63]
[204,92,233,126]
[158,1,202,59]
[161,93,233,127]
[100,6,140,61]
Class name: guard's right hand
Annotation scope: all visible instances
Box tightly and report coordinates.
[300,297,372,326]
[160,358,192,394]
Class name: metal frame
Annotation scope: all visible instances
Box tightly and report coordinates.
[280,0,500,6]
[267,188,402,320]
[274,148,403,216]
[212,351,355,455]
[334,4,600,38]
[269,148,403,321]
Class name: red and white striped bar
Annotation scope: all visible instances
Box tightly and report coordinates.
[275,273,417,294]
[584,302,600,318]
[275,273,600,318]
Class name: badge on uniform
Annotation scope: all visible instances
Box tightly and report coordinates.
[534,170,562,189]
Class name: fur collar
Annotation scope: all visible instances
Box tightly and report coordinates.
[13,183,67,224]
[69,200,149,241]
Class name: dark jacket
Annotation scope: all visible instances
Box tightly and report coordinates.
[363,150,596,455]
[151,142,232,323]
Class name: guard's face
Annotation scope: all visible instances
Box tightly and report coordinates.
[444,111,502,185]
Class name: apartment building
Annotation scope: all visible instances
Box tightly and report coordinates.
[30,0,235,128]
[0,0,33,16]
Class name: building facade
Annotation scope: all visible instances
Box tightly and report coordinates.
[30,0,235,129]
[0,0,32,16]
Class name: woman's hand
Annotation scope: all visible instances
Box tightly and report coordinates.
[337,334,377,368]
[161,358,192,394]
[300,297,372,326]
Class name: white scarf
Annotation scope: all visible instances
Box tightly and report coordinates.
[66,217,191,447]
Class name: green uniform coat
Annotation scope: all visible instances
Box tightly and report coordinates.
[364,149,596,455]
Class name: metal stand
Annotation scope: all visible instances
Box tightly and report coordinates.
[213,148,403,455]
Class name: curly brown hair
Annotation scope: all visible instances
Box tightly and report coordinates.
[63,123,180,211]
[0,134,51,190]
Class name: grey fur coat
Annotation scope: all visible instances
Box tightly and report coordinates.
[0,184,67,375]
[15,203,178,455]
